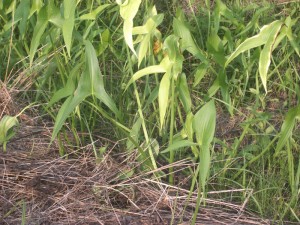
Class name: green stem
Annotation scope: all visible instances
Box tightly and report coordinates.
[168,77,176,184]
[126,46,157,170]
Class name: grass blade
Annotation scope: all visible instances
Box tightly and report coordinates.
[29,5,48,66]
[275,105,300,156]
[14,0,30,38]
[63,0,76,57]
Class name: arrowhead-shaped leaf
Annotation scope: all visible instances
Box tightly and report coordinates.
[119,0,141,55]
[225,20,283,67]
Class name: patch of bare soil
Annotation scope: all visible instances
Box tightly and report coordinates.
[0,85,278,225]
[0,148,271,225]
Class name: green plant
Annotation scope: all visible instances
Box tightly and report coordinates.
[0,115,19,152]
[1,0,300,222]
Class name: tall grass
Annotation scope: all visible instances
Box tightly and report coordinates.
[1,0,299,222]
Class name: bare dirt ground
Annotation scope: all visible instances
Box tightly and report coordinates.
[0,84,278,225]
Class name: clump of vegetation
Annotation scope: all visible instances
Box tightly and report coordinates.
[1,0,299,223]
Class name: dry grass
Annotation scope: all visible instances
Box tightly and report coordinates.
[0,147,273,225]
[0,81,293,225]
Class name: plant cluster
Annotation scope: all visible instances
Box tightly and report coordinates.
[0,0,299,222]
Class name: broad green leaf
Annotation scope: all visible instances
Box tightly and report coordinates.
[225,20,283,67]
[0,115,19,153]
[14,0,30,37]
[237,6,270,37]
[193,63,209,87]
[29,0,43,17]
[259,21,282,92]
[178,73,191,113]
[275,105,300,156]
[92,72,120,118]
[184,112,194,141]
[52,41,120,140]
[48,4,63,28]
[125,56,170,90]
[51,70,90,141]
[98,29,111,55]
[185,112,199,157]
[163,35,184,80]
[216,0,239,26]
[84,41,120,118]
[119,0,141,55]
[206,33,226,67]
[132,26,148,35]
[0,115,19,144]
[218,69,233,115]
[173,18,207,62]
[4,1,15,14]
[132,14,164,35]
[29,5,48,66]
[137,33,150,67]
[193,100,216,189]
[136,14,164,66]
[163,35,180,62]
[193,100,216,147]
[208,79,220,97]
[79,4,110,20]
[161,140,198,154]
[159,71,171,129]
[47,63,82,108]
[63,0,76,57]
